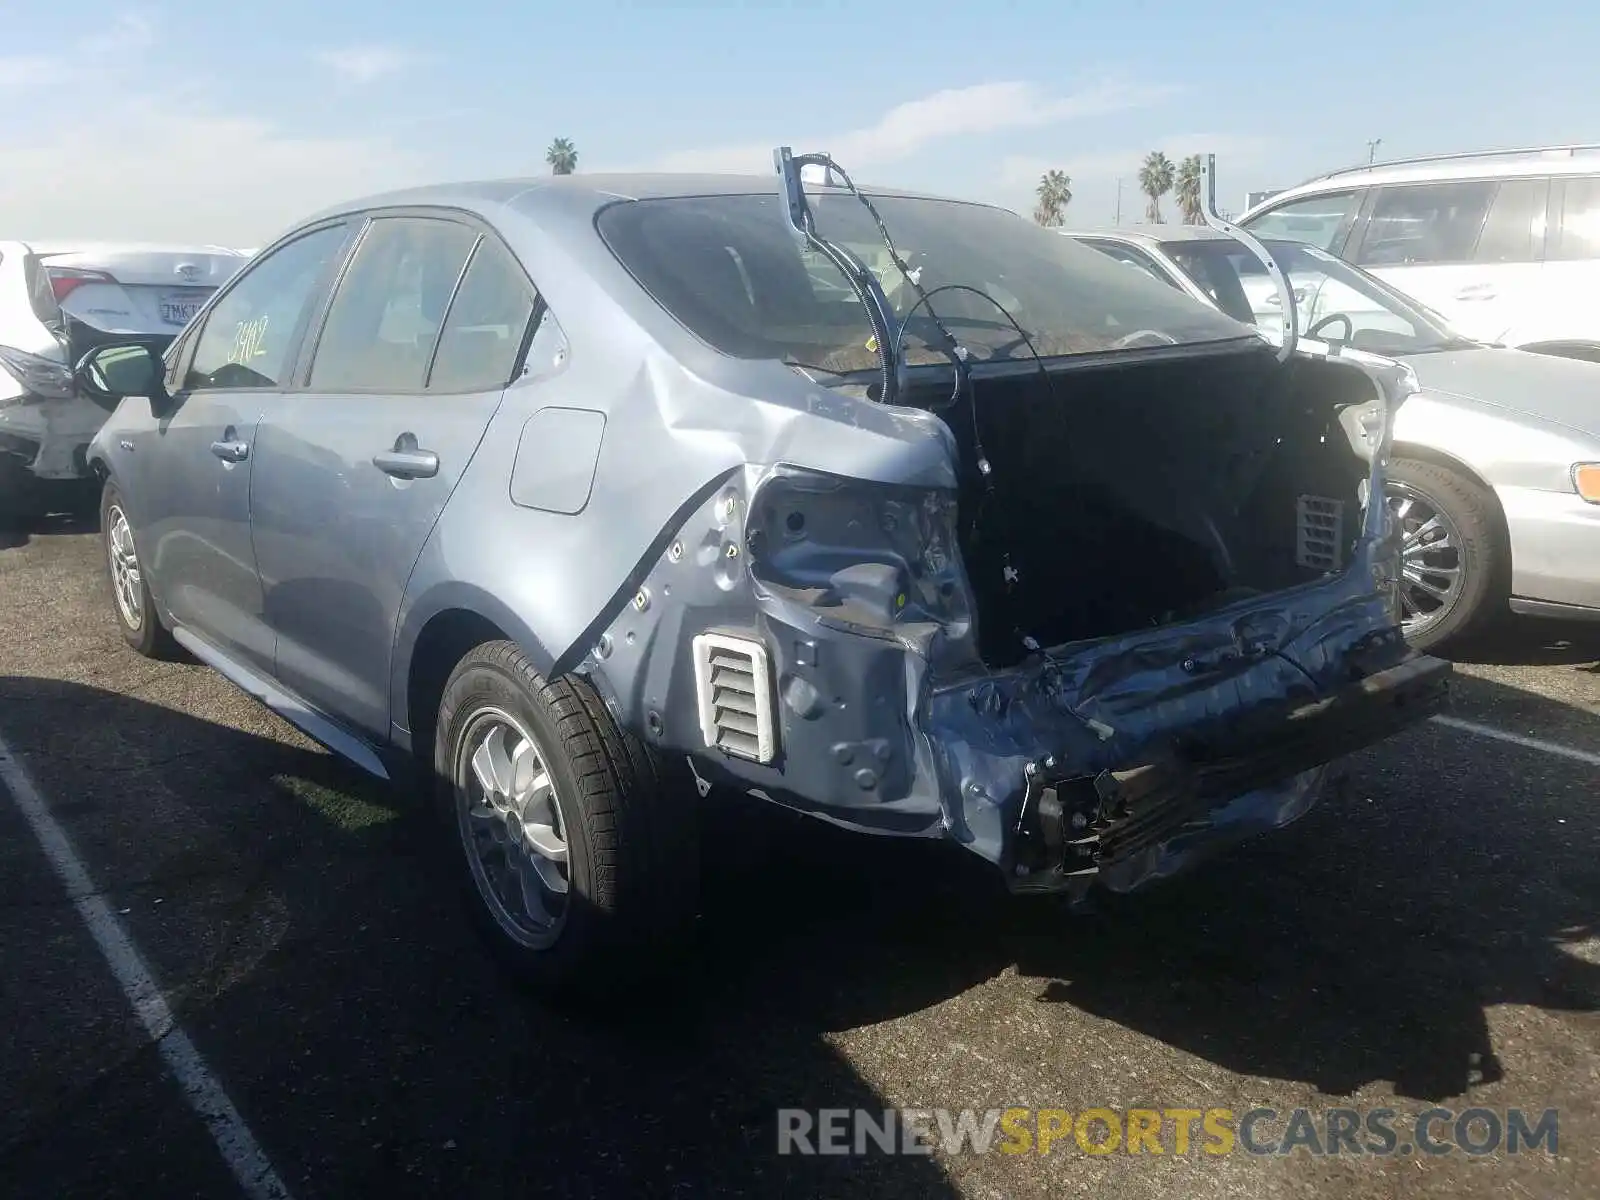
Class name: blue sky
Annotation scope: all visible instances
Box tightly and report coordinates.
[2,2,1596,244]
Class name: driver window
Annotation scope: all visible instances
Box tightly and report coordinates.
[308,216,479,392]
[185,224,350,391]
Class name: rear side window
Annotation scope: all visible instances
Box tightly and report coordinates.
[187,224,349,390]
[308,217,478,392]
[1243,191,1360,251]
[1474,178,1549,263]
[1355,181,1496,266]
[1550,176,1600,261]
[427,237,539,392]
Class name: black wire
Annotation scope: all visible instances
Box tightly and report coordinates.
[893,285,1061,657]
[796,155,1065,662]
[794,154,970,393]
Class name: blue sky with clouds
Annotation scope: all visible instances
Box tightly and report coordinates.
[2,1,1595,244]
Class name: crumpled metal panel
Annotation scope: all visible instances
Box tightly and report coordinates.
[558,337,1430,893]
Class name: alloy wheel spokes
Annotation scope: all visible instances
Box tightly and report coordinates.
[459,710,571,943]
[1387,485,1466,632]
[107,508,143,630]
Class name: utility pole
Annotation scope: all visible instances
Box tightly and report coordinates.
[1115,178,1122,225]
[1367,137,1383,166]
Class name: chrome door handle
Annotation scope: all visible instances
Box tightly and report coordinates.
[373,448,439,480]
[210,439,249,462]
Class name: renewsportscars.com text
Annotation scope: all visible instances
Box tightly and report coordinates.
[776,1106,1560,1158]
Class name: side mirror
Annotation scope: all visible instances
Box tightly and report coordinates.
[74,343,165,404]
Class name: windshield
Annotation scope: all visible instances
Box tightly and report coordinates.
[597,192,1251,372]
[1160,237,1469,355]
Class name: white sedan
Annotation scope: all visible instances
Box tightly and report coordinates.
[1065,224,1600,651]
[0,240,250,515]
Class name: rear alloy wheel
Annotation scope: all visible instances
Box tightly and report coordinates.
[1384,457,1506,653]
[435,641,698,1000]
[456,705,573,950]
[100,481,178,659]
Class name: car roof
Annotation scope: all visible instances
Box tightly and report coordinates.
[1246,144,1600,217]
[301,172,1003,227]
[1061,224,1235,247]
[24,241,251,259]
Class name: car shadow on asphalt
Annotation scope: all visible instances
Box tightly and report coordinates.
[0,669,1595,1196]
[1450,617,1600,671]
[0,673,968,1198]
[0,489,101,550]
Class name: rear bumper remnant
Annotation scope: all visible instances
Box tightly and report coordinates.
[1010,654,1450,895]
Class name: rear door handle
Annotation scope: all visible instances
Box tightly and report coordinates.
[373,436,439,480]
[210,438,249,462]
[1455,284,1496,300]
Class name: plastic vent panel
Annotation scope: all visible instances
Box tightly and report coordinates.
[691,633,776,764]
[1295,494,1345,572]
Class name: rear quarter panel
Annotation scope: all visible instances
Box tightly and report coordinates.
[385,196,956,739]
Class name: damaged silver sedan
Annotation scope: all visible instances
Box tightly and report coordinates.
[77,152,1450,995]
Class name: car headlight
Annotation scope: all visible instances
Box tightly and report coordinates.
[1574,463,1600,505]
[0,345,75,402]
[745,465,971,633]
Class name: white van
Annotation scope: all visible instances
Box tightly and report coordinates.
[1239,144,1600,362]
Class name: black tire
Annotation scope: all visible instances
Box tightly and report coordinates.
[100,480,180,659]
[1386,456,1507,653]
[434,640,698,1001]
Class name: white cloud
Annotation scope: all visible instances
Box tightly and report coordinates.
[0,55,56,90]
[0,20,428,242]
[77,12,155,58]
[0,11,155,88]
[0,99,426,244]
[645,78,1181,174]
[314,44,418,85]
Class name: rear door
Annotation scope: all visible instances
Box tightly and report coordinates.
[249,213,539,738]
[1346,178,1548,343]
[1531,174,1600,350]
[135,223,354,674]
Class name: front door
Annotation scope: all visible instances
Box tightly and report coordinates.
[139,222,353,674]
[249,215,539,739]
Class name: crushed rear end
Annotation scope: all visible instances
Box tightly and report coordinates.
[584,182,1451,900]
[618,341,1451,899]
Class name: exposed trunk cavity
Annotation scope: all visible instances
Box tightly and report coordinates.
[943,346,1378,667]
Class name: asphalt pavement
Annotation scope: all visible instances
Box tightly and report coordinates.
[1,505,1596,1199]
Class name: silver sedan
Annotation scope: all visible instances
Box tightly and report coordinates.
[1066,224,1600,651]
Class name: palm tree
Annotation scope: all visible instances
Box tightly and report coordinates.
[1138,151,1175,223]
[1033,169,1073,227]
[1175,154,1204,224]
[546,137,578,175]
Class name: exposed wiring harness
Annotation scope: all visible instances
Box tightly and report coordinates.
[772,145,1062,661]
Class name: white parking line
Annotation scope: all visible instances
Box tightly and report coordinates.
[0,732,293,1200]
[1433,714,1600,767]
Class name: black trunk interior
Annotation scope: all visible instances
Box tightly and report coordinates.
[926,346,1375,667]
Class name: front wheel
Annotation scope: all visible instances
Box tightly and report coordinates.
[1385,457,1507,652]
[434,641,698,1000]
[100,481,179,659]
